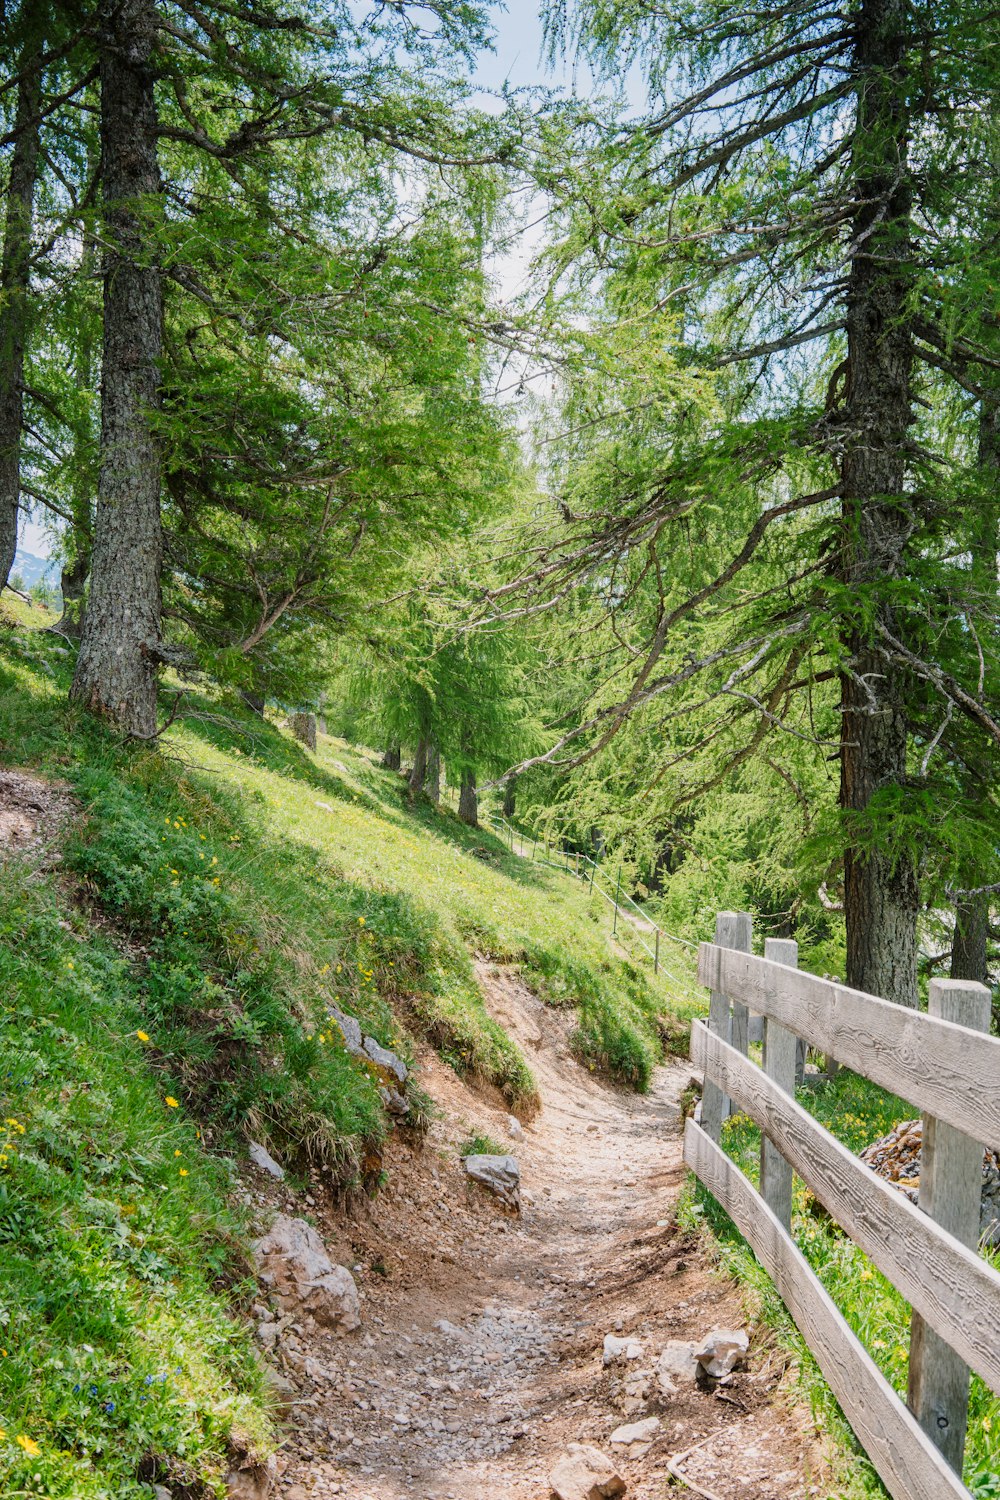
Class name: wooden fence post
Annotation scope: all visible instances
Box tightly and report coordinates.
[760,936,798,1231]
[730,916,753,1059]
[702,911,752,1142]
[907,976,992,1474]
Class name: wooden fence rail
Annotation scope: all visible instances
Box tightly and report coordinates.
[685,910,1000,1500]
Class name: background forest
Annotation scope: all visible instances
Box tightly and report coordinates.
[4,0,998,1005]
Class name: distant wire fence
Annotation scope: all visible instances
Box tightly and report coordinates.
[486,812,697,986]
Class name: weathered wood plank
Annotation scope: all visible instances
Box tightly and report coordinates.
[702,911,752,1142]
[690,1020,1000,1396]
[683,1120,972,1500]
[697,943,1000,1147]
[760,937,797,1231]
[908,979,993,1472]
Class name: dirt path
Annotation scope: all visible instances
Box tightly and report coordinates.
[264,964,829,1500]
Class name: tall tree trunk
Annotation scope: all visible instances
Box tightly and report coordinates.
[502,777,516,819]
[951,350,1000,987]
[408,736,429,792]
[70,0,163,736]
[0,19,44,593]
[58,128,99,640]
[382,743,401,771]
[838,0,918,1006]
[458,768,478,827]
[426,745,440,803]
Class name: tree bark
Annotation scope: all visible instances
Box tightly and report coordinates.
[382,744,401,771]
[0,17,44,593]
[70,0,163,736]
[408,736,429,792]
[502,777,516,818]
[458,768,478,827]
[426,744,440,803]
[838,0,918,1007]
[950,345,1000,988]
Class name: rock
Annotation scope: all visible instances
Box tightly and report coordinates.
[548,1442,626,1500]
[253,1214,361,1331]
[656,1339,700,1393]
[255,1321,279,1351]
[507,1113,524,1140]
[694,1328,749,1379]
[464,1153,520,1208]
[248,1141,285,1180]
[609,1417,660,1447]
[603,1334,643,1366]
[330,1006,363,1056]
[153,1488,172,1500]
[362,1035,407,1085]
[379,1084,410,1116]
[224,1461,273,1499]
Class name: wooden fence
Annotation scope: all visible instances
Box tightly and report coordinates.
[685,911,1000,1500]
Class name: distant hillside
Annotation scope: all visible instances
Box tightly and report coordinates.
[11,550,60,595]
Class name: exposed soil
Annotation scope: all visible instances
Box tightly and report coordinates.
[250,962,831,1500]
[0,768,75,865]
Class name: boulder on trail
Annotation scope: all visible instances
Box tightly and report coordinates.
[609,1416,660,1449]
[253,1214,361,1332]
[464,1152,520,1208]
[548,1442,626,1500]
[656,1339,700,1393]
[694,1327,749,1379]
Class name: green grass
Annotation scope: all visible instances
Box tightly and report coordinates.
[459,1133,508,1158]
[0,613,688,1496]
[0,862,271,1499]
[682,1070,1000,1499]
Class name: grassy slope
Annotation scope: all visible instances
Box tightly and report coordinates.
[0,607,681,1498]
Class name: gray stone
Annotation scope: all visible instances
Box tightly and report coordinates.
[253,1214,361,1332]
[225,1460,274,1499]
[463,1153,520,1208]
[379,1085,410,1116]
[656,1339,700,1393]
[603,1334,643,1366]
[507,1113,524,1140]
[329,1007,363,1056]
[548,1443,626,1500]
[362,1035,407,1085]
[153,1488,172,1500]
[609,1416,660,1447]
[695,1328,749,1379]
[248,1141,285,1179]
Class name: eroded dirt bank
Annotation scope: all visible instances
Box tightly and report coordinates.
[255,963,830,1500]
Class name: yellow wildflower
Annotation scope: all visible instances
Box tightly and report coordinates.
[358,916,365,925]
[165,1096,179,1109]
[179,1168,189,1177]
[174,1150,182,1158]
[16,1436,40,1457]
[136,1030,150,1043]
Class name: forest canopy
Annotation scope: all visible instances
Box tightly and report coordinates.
[2,0,998,1011]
